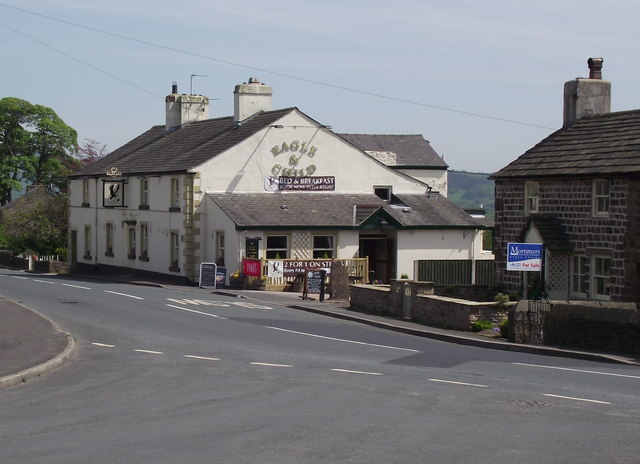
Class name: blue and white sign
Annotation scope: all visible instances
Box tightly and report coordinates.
[506,243,543,271]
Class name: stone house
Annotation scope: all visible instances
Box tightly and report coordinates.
[492,58,640,302]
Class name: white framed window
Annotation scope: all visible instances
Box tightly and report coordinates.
[82,179,90,206]
[140,223,149,260]
[216,231,225,265]
[266,235,288,259]
[571,255,588,297]
[127,227,136,259]
[83,225,91,259]
[170,231,180,270]
[313,235,335,258]
[525,181,539,214]
[592,256,611,300]
[140,178,149,208]
[170,178,180,210]
[105,222,114,256]
[593,179,610,217]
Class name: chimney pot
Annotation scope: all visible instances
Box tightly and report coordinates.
[171,82,178,94]
[588,57,604,79]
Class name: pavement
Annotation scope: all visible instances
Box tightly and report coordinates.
[1,272,638,389]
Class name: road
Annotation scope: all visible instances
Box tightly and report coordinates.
[1,269,639,463]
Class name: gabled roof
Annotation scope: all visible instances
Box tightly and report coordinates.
[69,108,297,177]
[525,214,572,252]
[207,192,487,230]
[493,109,640,179]
[337,134,448,169]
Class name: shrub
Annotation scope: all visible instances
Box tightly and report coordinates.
[471,319,494,332]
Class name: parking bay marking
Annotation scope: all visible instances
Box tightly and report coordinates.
[166,304,228,320]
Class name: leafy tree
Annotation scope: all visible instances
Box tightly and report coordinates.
[0,191,68,255]
[0,97,78,205]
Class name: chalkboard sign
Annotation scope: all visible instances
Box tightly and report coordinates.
[199,262,217,288]
[305,269,323,294]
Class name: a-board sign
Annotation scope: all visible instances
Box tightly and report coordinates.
[305,269,323,294]
[199,262,217,288]
[506,243,543,271]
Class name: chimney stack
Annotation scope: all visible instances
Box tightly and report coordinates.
[165,83,209,133]
[563,57,611,127]
[234,77,273,122]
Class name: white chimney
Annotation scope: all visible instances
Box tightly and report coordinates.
[563,58,611,127]
[165,82,210,133]
[234,77,273,122]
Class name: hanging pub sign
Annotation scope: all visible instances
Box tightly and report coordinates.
[103,179,126,207]
[506,243,543,271]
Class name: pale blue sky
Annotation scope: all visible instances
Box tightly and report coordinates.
[2,1,639,172]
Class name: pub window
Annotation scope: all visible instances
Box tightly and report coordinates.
[140,178,149,209]
[216,231,225,265]
[105,222,114,257]
[592,256,611,299]
[83,225,92,260]
[139,223,149,260]
[374,186,391,201]
[571,255,588,296]
[127,227,136,259]
[82,179,90,207]
[170,178,180,211]
[525,181,539,214]
[592,179,610,217]
[170,231,180,271]
[313,235,335,258]
[266,235,288,259]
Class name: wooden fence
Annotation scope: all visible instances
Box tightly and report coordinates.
[416,259,495,285]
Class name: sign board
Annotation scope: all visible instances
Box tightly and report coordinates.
[199,262,217,288]
[216,267,226,288]
[103,179,126,207]
[242,258,262,277]
[282,259,331,277]
[305,269,324,294]
[278,176,335,191]
[506,243,543,271]
[246,238,260,259]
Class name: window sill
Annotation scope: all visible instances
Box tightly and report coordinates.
[105,252,114,258]
[139,204,149,210]
[81,202,90,208]
[139,256,149,262]
[169,206,181,212]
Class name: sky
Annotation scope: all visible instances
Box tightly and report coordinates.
[1,1,640,173]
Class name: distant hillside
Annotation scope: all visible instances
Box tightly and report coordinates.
[448,170,494,218]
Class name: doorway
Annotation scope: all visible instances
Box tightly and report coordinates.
[359,235,395,283]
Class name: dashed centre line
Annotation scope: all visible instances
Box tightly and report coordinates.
[134,349,163,355]
[428,378,489,388]
[251,362,293,368]
[33,279,55,284]
[331,368,382,376]
[62,283,92,290]
[184,355,220,361]
[543,394,611,405]
[90,342,115,348]
[166,304,228,319]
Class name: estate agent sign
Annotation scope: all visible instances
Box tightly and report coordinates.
[506,243,543,271]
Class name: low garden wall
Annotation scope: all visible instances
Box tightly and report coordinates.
[350,281,509,331]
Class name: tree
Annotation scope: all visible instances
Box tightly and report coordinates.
[0,98,78,205]
[0,189,68,255]
[76,138,108,167]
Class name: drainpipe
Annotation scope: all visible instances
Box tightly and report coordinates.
[470,230,477,285]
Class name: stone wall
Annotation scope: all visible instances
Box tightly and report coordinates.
[350,281,508,331]
[544,301,640,354]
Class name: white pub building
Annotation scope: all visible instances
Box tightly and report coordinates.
[68,79,491,286]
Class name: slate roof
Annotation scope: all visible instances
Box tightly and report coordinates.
[493,109,640,178]
[69,108,297,177]
[207,192,487,230]
[525,214,572,252]
[337,134,448,169]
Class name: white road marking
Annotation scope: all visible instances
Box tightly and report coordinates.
[428,378,489,388]
[331,368,382,376]
[11,276,28,280]
[90,342,115,348]
[250,362,292,368]
[184,355,220,361]
[104,290,144,300]
[266,326,420,352]
[134,349,163,355]
[166,304,227,319]
[513,362,640,380]
[33,279,55,284]
[543,394,611,405]
[62,283,92,290]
